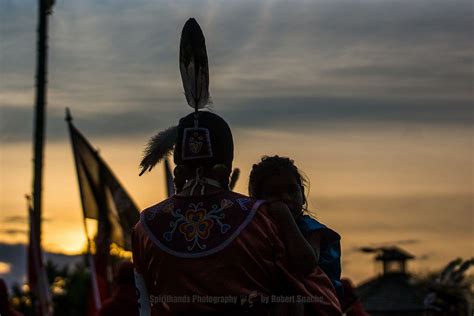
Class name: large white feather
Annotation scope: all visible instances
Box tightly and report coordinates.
[179,18,210,110]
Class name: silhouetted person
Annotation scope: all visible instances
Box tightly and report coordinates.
[98,262,138,316]
[0,279,23,316]
[249,156,343,298]
[249,156,343,315]
[133,18,341,315]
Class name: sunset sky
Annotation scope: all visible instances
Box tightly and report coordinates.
[1,0,472,285]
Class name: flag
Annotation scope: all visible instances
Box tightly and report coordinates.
[66,112,140,313]
[27,199,52,316]
[164,157,175,197]
[68,120,140,251]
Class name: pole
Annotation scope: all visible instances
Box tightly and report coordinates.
[65,110,102,310]
[84,220,102,311]
[32,0,50,247]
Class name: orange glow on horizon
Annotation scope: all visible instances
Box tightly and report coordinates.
[1,124,472,282]
[0,262,12,275]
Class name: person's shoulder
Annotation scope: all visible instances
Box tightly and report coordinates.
[141,197,174,214]
[298,215,341,243]
[227,190,249,199]
[225,191,266,212]
[297,215,326,232]
[223,194,275,230]
[133,198,175,237]
[323,226,341,244]
[226,190,256,204]
[138,197,176,221]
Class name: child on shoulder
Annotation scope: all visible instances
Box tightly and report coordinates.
[249,155,343,300]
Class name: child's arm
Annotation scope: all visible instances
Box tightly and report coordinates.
[267,201,318,275]
[309,228,344,299]
[304,231,321,263]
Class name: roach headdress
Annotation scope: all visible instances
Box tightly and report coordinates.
[139,18,233,176]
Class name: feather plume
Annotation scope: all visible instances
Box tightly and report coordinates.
[229,168,240,190]
[179,18,210,110]
[439,258,463,283]
[139,126,178,176]
[450,258,473,285]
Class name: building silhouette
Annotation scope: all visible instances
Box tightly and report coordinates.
[356,246,428,315]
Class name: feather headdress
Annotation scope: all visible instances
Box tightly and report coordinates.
[179,18,210,112]
[140,18,212,175]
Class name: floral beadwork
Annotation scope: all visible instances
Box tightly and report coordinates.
[163,203,174,213]
[140,192,262,258]
[146,207,159,221]
[236,198,251,211]
[146,202,173,221]
[163,199,234,251]
[179,209,214,241]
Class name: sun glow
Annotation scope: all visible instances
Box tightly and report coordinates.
[1,125,472,282]
[0,262,12,275]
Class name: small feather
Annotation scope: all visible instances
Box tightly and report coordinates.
[229,168,240,190]
[179,18,210,110]
[439,258,463,283]
[451,258,474,284]
[139,126,178,176]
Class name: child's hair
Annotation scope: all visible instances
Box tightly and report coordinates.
[249,155,309,211]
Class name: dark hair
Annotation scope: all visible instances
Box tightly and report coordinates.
[249,155,309,210]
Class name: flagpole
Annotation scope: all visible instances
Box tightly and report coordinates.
[32,0,52,251]
[26,196,52,316]
[30,1,54,313]
[26,196,40,315]
[65,109,102,310]
[83,220,102,311]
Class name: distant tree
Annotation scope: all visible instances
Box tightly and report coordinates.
[10,254,131,315]
[11,258,90,316]
[49,260,90,316]
[416,258,473,315]
[10,283,33,316]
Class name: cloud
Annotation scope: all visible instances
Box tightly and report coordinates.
[1,229,27,235]
[1,0,472,143]
[221,97,473,129]
[1,216,28,224]
[1,97,471,143]
[0,104,182,142]
[0,215,51,223]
